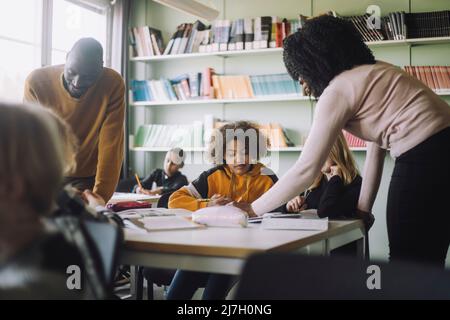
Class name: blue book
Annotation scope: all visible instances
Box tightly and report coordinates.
[162,78,177,100]
[131,80,149,102]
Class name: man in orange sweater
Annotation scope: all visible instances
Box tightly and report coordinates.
[24,38,125,202]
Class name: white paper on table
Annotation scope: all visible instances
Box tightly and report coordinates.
[192,206,248,227]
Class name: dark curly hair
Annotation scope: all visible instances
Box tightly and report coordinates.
[208,121,268,165]
[283,15,376,97]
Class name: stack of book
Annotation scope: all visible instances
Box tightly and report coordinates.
[130,70,302,103]
[129,10,450,57]
[250,74,302,97]
[129,26,164,57]
[131,16,302,57]
[405,10,450,38]
[134,123,203,149]
[130,68,214,102]
[260,123,295,149]
[404,66,450,92]
[134,120,295,150]
[382,12,407,40]
[345,13,386,41]
[335,10,450,42]
[213,120,295,149]
[343,131,366,148]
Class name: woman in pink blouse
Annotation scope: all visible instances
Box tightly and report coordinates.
[235,15,450,267]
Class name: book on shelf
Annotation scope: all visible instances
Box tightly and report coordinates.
[134,119,295,151]
[404,66,450,92]
[228,18,245,51]
[132,15,305,57]
[344,13,385,42]
[130,70,302,103]
[130,26,164,57]
[212,120,294,149]
[244,17,254,50]
[134,122,203,149]
[405,10,450,38]
[130,10,450,58]
[343,131,366,148]
[330,10,450,43]
[259,123,295,148]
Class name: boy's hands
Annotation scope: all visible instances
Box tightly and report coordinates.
[207,194,232,207]
[286,195,307,212]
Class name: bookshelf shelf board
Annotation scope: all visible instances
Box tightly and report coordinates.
[130,90,449,107]
[131,146,367,152]
[367,36,450,47]
[130,37,450,62]
[437,90,450,96]
[130,95,309,106]
[130,47,283,62]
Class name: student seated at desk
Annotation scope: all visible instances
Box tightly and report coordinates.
[0,103,122,299]
[0,103,88,299]
[167,121,281,300]
[134,148,188,197]
[286,133,362,219]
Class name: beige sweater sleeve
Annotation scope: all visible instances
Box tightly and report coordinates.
[252,89,356,216]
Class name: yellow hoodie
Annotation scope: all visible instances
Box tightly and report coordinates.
[168,163,278,211]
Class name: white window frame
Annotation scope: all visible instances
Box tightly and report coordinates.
[41,0,113,67]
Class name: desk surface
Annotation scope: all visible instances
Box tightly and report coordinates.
[125,220,364,259]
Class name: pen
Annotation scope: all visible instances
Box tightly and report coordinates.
[197,198,210,202]
[135,173,143,190]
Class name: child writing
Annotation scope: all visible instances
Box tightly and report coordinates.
[169,121,280,211]
[286,132,362,219]
[134,148,188,196]
[167,121,281,300]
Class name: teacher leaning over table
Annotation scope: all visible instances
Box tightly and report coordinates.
[234,15,450,267]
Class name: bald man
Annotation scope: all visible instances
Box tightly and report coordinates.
[24,38,125,202]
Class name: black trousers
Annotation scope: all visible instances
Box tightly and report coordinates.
[387,127,450,267]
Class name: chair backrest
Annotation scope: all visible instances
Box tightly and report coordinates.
[235,253,450,299]
[157,192,172,208]
[116,177,138,193]
[83,220,123,287]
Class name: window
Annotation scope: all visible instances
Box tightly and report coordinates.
[0,0,112,102]
[51,0,110,65]
[0,0,43,102]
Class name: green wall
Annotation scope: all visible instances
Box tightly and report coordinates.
[129,0,450,265]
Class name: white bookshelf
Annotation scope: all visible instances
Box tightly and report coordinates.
[131,146,368,152]
[130,37,450,63]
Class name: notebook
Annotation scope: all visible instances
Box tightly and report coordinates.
[118,208,191,219]
[127,216,204,232]
[260,209,329,231]
[108,192,160,204]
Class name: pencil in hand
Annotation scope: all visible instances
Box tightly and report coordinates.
[135,173,143,190]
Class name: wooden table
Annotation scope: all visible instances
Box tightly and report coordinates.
[120,220,365,297]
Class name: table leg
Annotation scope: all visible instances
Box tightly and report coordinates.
[356,235,365,259]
